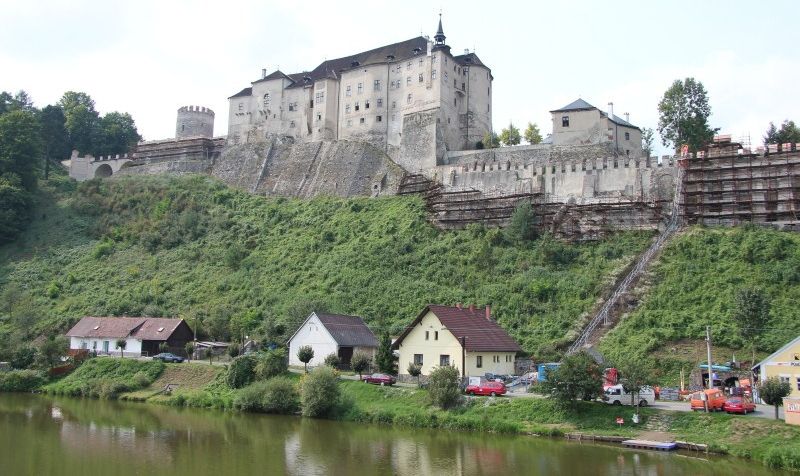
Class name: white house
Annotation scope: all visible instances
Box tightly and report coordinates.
[65,316,194,357]
[288,312,379,368]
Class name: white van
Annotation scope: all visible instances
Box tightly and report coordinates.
[603,384,656,407]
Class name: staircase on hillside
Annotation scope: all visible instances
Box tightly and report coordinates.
[567,171,684,354]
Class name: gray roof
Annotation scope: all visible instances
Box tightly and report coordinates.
[228,87,252,99]
[316,313,379,347]
[607,113,638,129]
[252,70,295,84]
[550,98,596,113]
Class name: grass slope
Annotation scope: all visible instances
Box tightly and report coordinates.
[0,173,652,357]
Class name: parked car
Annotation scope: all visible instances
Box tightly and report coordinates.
[602,384,655,407]
[689,389,727,411]
[723,396,756,414]
[362,373,396,386]
[465,380,507,397]
[152,353,184,363]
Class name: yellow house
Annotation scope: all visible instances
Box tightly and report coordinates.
[393,304,523,378]
[754,335,800,399]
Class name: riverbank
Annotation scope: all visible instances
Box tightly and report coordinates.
[22,359,800,471]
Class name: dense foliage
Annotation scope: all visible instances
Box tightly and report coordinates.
[300,366,339,417]
[657,77,716,152]
[233,376,299,414]
[227,354,258,388]
[427,365,461,409]
[254,348,288,380]
[0,369,45,392]
[542,351,602,407]
[600,226,800,364]
[44,358,163,399]
[759,377,792,420]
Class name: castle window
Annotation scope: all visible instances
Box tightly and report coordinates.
[390,80,395,89]
[562,116,570,127]
[488,87,490,96]
[625,132,630,140]
[376,115,382,122]
[454,98,457,106]
[432,70,437,79]
[181,124,185,132]
[314,92,324,105]
[288,103,295,112]
[377,98,383,108]
[418,73,423,83]
[365,100,370,109]
[263,93,271,108]
[373,80,381,91]
[317,113,321,121]
[238,102,243,111]
[346,85,351,97]
[396,80,401,89]
[447,118,450,124]
[445,57,447,65]
[360,117,365,124]
[406,76,411,86]
[289,120,295,128]
[346,119,352,127]
[345,104,351,114]
[407,62,412,70]
[355,102,360,111]
[444,71,448,81]
[461,82,465,90]
[357,83,363,94]
[407,94,412,104]
[419,58,424,66]
[487,104,490,112]
[432,55,437,63]
[392,101,396,109]
[454,79,457,88]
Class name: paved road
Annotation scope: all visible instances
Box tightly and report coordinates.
[650,399,784,420]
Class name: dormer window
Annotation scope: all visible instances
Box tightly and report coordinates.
[93,326,100,330]
[157,327,165,332]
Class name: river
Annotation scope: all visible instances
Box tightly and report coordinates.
[0,393,784,475]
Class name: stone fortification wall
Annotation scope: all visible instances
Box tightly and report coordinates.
[176,106,215,139]
[117,159,212,177]
[212,137,403,198]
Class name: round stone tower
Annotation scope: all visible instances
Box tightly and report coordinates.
[175,105,214,139]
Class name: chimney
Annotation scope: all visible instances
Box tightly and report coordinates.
[624,112,630,123]
[456,302,462,310]
[485,305,491,321]
[468,304,475,312]
[607,102,614,119]
[261,68,267,79]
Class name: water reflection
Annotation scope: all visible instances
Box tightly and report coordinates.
[0,393,787,476]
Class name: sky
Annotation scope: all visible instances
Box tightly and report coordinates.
[1,0,798,156]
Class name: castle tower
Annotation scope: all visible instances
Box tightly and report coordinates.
[433,14,447,49]
[176,105,214,139]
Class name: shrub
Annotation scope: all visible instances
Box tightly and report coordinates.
[428,365,461,409]
[297,345,314,373]
[234,376,299,414]
[132,371,151,388]
[185,342,196,360]
[255,348,287,380]
[351,352,371,379]
[323,353,341,368]
[10,347,36,370]
[227,354,258,388]
[228,343,241,358]
[300,366,339,417]
[0,370,45,392]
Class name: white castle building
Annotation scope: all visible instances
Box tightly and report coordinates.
[227,16,492,171]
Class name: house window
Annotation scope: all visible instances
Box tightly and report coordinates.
[476,356,483,368]
[434,331,438,340]
[780,376,791,384]
[414,354,423,365]
[406,76,411,86]
[797,377,800,391]
[360,117,365,124]
[440,355,450,366]
[376,115,382,122]
[346,85,351,96]
[625,132,630,140]
[407,94,412,104]
[425,331,429,340]
[365,100,370,110]
[418,73,424,83]
[374,80,381,91]
[357,83,363,94]
[562,116,570,127]
[432,70,437,79]
[377,98,383,108]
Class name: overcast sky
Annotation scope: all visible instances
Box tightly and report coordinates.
[2,0,798,155]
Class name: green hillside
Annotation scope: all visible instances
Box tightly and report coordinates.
[0,173,651,359]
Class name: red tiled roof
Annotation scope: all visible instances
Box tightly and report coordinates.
[65,316,186,341]
[393,305,523,353]
[130,318,185,341]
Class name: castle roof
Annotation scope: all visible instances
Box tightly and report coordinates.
[252,70,295,84]
[228,87,252,99]
[550,98,640,130]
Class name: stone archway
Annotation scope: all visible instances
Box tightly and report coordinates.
[94,163,113,178]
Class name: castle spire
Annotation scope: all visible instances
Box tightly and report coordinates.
[434,13,446,47]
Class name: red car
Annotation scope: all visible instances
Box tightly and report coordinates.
[723,397,756,414]
[465,381,507,397]
[362,373,396,386]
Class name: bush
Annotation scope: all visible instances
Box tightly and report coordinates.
[323,353,341,368]
[228,343,241,358]
[227,354,258,388]
[428,365,461,409]
[132,371,152,388]
[234,376,299,414]
[300,366,339,417]
[0,370,45,392]
[255,348,288,380]
[351,352,371,379]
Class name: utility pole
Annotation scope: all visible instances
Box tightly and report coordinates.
[705,325,713,413]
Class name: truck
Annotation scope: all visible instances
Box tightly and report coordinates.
[602,384,656,407]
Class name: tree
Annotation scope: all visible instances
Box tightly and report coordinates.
[657,78,716,153]
[482,131,500,149]
[91,111,141,156]
[116,339,127,358]
[38,105,70,179]
[523,122,543,145]
[543,351,602,408]
[227,354,258,388]
[0,90,35,115]
[0,109,42,191]
[59,91,99,155]
[614,356,655,416]
[300,366,340,417]
[506,202,537,242]
[733,287,770,361]
[759,377,791,420]
[323,353,341,368]
[375,332,396,375]
[428,365,461,409]
[641,127,655,157]
[10,346,36,370]
[499,122,521,146]
[764,120,800,146]
[205,347,214,365]
[184,342,195,361]
[0,175,31,245]
[228,342,241,358]
[35,336,68,369]
[351,352,371,379]
[407,362,422,388]
[254,348,288,380]
[297,345,314,373]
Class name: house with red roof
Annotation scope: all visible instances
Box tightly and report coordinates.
[65,316,194,357]
[393,304,522,378]
[287,312,379,369]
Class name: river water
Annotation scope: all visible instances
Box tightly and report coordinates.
[0,393,784,475]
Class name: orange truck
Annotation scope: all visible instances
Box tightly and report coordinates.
[690,389,727,411]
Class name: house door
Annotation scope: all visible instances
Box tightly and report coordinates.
[103,341,110,353]
[338,347,354,368]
